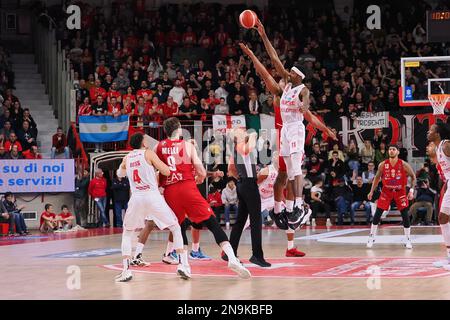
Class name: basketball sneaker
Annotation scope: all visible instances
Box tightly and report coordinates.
[162,251,179,265]
[269,209,289,230]
[299,205,312,227]
[433,258,450,268]
[286,247,306,257]
[115,269,133,282]
[130,253,150,267]
[286,206,303,224]
[228,260,251,279]
[177,264,192,280]
[189,248,212,260]
[405,238,413,249]
[366,235,375,248]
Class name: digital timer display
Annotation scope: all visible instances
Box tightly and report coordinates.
[427,11,450,42]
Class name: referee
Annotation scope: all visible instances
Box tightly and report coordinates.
[226,129,271,267]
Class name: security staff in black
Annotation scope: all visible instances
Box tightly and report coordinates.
[225,130,271,267]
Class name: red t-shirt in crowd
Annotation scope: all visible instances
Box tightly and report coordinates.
[162,102,179,117]
[22,149,42,159]
[136,89,153,99]
[207,192,223,208]
[88,177,107,198]
[89,87,107,101]
[107,90,121,101]
[59,212,73,220]
[78,103,92,115]
[40,211,56,227]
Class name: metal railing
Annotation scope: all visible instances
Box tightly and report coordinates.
[32,17,76,134]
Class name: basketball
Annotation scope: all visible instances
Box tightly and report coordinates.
[239,10,258,29]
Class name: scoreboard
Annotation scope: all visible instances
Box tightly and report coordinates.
[427,10,450,43]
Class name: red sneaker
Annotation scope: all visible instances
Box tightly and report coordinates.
[285,247,306,257]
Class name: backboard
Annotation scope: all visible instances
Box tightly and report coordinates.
[400,56,450,108]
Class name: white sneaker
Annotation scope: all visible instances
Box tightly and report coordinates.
[311,218,316,227]
[130,254,150,267]
[300,207,312,227]
[433,259,450,268]
[367,235,375,248]
[177,264,191,280]
[228,260,251,279]
[326,218,332,227]
[115,269,133,282]
[405,239,413,249]
[162,253,179,265]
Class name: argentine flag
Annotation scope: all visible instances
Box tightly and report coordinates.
[79,115,129,143]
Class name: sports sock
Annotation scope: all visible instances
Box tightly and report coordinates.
[286,200,294,213]
[287,240,294,250]
[295,197,303,208]
[179,249,189,267]
[370,224,378,237]
[122,258,129,271]
[274,201,283,214]
[222,242,239,264]
[135,243,144,257]
[165,241,174,256]
[192,242,200,252]
[404,227,411,240]
[440,223,450,252]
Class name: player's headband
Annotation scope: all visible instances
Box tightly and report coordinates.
[291,66,305,79]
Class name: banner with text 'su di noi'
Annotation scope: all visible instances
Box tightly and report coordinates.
[0,159,75,193]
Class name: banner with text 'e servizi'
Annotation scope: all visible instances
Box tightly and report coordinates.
[0,159,75,193]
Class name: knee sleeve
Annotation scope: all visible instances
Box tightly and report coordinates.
[168,224,184,251]
[400,209,411,228]
[372,208,384,225]
[121,229,134,257]
[202,216,228,245]
[180,220,189,246]
[285,153,302,180]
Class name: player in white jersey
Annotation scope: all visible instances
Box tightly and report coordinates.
[257,152,306,257]
[115,132,191,282]
[254,19,336,227]
[427,123,450,269]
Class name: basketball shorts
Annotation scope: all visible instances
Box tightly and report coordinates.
[164,180,215,225]
[376,188,409,211]
[276,129,287,173]
[123,191,178,231]
[279,121,305,157]
[440,182,450,215]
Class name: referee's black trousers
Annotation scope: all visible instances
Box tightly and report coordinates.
[229,178,264,259]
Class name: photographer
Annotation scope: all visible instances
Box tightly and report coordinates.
[2,192,29,235]
[409,179,435,225]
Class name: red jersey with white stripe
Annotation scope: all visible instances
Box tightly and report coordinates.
[436,140,450,182]
[381,159,407,190]
[126,149,159,194]
[156,139,195,187]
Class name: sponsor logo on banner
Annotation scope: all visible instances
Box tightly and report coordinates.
[102,257,450,278]
[405,86,413,100]
[40,248,121,258]
[212,115,246,134]
[356,112,389,129]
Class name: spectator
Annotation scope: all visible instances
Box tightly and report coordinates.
[40,203,58,233]
[114,68,130,93]
[311,142,327,164]
[362,161,376,184]
[309,179,332,227]
[229,94,247,115]
[214,97,229,115]
[107,96,122,117]
[328,150,345,178]
[247,92,261,115]
[92,95,108,116]
[168,79,187,106]
[4,131,22,152]
[207,186,223,223]
[0,145,7,159]
[178,97,197,121]
[88,168,109,227]
[374,142,389,165]
[360,139,375,170]
[57,205,76,231]
[3,192,28,235]
[78,97,93,116]
[350,176,372,225]
[409,179,435,225]
[74,167,90,227]
[22,144,42,159]
[221,179,238,230]
[111,174,130,228]
[17,120,36,151]
[261,95,275,116]
[306,154,324,182]
[0,120,12,140]
[154,83,168,103]
[51,127,70,159]
[6,144,23,159]
[328,143,345,162]
[373,129,389,150]
[162,96,179,117]
[332,179,353,225]
[0,198,15,236]
[215,79,229,100]
[20,108,38,137]
[346,140,360,182]
[89,79,107,102]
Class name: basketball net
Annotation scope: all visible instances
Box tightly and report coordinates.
[428,94,450,115]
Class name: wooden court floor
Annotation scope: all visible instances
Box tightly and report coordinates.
[1,225,450,300]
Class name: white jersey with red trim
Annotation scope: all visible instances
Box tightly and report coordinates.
[126,149,158,195]
[437,140,450,182]
[259,165,278,199]
[279,83,305,125]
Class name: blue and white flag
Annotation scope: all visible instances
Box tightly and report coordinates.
[79,115,129,143]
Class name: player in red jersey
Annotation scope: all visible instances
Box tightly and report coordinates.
[155,117,251,279]
[367,145,417,249]
[239,43,335,256]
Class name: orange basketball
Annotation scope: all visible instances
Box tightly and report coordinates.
[239,10,258,29]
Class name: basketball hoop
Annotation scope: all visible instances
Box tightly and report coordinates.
[428,94,450,115]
